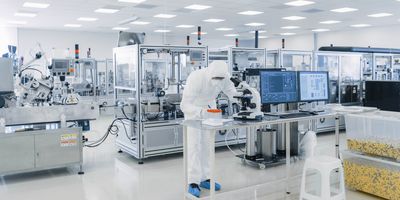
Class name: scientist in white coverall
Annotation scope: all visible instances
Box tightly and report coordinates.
[181,60,240,197]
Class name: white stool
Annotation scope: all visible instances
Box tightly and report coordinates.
[300,156,346,200]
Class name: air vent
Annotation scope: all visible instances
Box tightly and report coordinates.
[135,4,158,9]
[302,8,324,13]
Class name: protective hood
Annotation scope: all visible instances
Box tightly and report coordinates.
[206,61,230,79]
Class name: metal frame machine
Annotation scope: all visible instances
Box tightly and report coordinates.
[113,45,248,163]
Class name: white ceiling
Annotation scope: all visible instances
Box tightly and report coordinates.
[1,0,400,39]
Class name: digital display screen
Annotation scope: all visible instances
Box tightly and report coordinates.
[260,71,298,104]
[299,71,329,102]
[190,51,203,61]
[54,60,69,69]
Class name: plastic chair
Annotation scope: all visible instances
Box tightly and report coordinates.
[300,156,346,200]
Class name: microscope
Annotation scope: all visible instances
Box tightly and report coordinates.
[230,78,263,120]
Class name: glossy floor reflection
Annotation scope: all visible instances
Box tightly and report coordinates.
[0,115,381,200]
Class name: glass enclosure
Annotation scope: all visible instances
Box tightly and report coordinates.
[266,50,313,71]
[315,52,362,105]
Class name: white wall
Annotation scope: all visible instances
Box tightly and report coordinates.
[262,25,400,51]
[0,27,18,55]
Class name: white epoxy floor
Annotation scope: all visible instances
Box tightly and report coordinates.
[0,116,382,200]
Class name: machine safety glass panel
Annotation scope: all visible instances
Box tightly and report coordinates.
[340,55,362,104]
[232,49,266,72]
[115,46,137,90]
[374,55,392,81]
[316,54,340,103]
[282,52,312,71]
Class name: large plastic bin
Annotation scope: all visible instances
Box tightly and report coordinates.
[345,111,400,160]
[342,150,400,200]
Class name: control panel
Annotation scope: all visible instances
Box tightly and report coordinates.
[51,59,75,76]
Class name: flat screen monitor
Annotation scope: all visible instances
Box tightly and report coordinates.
[260,71,298,104]
[365,81,400,112]
[298,71,329,102]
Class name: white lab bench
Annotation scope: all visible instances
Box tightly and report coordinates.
[182,112,342,200]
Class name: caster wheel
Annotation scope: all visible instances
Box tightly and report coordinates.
[138,161,144,165]
[259,164,266,169]
[78,171,85,175]
[118,149,123,153]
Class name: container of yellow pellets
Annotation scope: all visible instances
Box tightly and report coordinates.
[342,150,400,200]
[345,111,400,160]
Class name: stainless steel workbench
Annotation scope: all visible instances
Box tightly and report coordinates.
[182,112,341,200]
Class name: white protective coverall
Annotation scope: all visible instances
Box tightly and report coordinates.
[181,60,239,184]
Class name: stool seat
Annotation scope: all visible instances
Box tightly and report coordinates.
[300,156,346,200]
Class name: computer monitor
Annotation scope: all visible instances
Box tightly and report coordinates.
[260,71,298,104]
[298,71,329,102]
[365,81,400,112]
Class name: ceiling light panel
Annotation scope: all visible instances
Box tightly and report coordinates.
[216,27,233,31]
[191,32,207,35]
[154,14,176,18]
[331,7,358,13]
[225,34,240,37]
[176,25,194,28]
[282,16,306,20]
[8,20,27,25]
[281,26,300,29]
[368,13,393,18]
[154,29,171,33]
[320,20,341,24]
[249,30,267,33]
[14,12,37,17]
[95,8,119,13]
[350,24,371,27]
[113,27,129,30]
[259,36,268,39]
[64,24,82,28]
[23,2,50,8]
[118,0,146,3]
[184,4,211,10]
[245,22,265,26]
[312,28,330,32]
[203,19,224,23]
[77,17,98,21]
[280,32,296,36]
[131,21,150,25]
[238,11,264,15]
[285,0,315,7]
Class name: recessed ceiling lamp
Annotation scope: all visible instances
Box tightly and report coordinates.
[95,8,119,14]
[176,25,195,28]
[77,17,98,21]
[312,28,330,32]
[245,22,265,26]
[112,27,129,30]
[238,11,263,15]
[280,32,296,36]
[154,14,176,18]
[282,16,306,20]
[14,12,37,17]
[224,34,240,37]
[368,13,393,18]
[154,29,171,33]
[131,21,150,25]
[350,24,371,28]
[216,27,233,31]
[320,20,341,24]
[281,26,300,29]
[23,2,50,8]
[331,7,358,13]
[184,4,211,10]
[285,0,315,7]
[203,19,225,23]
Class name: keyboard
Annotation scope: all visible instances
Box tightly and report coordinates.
[278,112,312,119]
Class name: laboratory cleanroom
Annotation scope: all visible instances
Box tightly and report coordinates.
[1,0,400,200]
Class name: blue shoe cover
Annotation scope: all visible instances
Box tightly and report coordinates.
[188,183,201,198]
[199,179,221,191]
